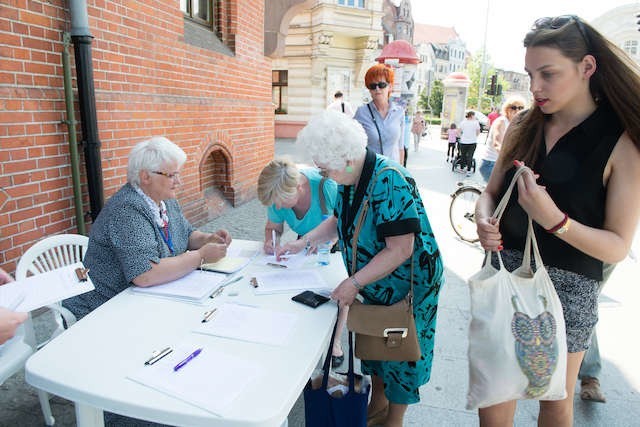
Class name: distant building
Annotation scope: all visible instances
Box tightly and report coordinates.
[591,4,640,65]
[413,23,467,100]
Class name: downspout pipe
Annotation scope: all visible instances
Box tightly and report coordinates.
[62,33,86,236]
[69,0,103,221]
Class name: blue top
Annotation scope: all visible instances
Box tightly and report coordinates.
[63,183,194,319]
[354,101,405,163]
[267,169,337,235]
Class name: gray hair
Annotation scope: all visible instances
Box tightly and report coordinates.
[127,136,187,186]
[296,110,367,169]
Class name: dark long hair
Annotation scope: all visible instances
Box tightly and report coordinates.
[502,16,640,166]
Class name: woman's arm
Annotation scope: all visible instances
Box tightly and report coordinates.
[187,229,231,249]
[264,220,285,254]
[276,216,338,257]
[516,135,640,263]
[331,233,414,306]
[492,118,507,151]
[475,156,510,251]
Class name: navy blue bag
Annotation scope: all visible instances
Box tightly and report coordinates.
[303,316,369,427]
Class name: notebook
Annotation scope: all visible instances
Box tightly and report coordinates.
[129,270,227,302]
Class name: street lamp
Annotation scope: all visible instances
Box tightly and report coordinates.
[477,0,490,110]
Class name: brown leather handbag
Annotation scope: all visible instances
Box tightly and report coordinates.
[346,167,421,362]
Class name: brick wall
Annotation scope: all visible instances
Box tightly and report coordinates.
[0,0,274,273]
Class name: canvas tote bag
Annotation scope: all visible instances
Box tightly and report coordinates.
[466,166,568,410]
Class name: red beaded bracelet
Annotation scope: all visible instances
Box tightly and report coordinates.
[545,212,569,234]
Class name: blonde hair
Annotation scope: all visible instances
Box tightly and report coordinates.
[257,157,301,206]
[501,95,527,115]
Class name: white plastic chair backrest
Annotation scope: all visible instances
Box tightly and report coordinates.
[16,234,89,279]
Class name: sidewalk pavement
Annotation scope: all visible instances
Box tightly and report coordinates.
[1,129,639,426]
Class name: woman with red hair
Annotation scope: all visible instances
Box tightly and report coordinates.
[354,64,406,164]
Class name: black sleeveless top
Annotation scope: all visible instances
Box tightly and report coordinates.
[499,103,623,281]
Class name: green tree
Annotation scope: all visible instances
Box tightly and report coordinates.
[464,50,508,112]
[418,80,443,117]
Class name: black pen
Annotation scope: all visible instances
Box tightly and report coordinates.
[145,347,173,365]
[202,308,217,323]
[266,262,287,268]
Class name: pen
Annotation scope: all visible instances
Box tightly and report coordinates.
[209,286,224,299]
[222,274,244,287]
[266,262,287,269]
[145,347,173,365]
[272,229,276,254]
[174,348,203,372]
[202,308,217,323]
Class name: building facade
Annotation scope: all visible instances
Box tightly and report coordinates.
[591,4,640,65]
[0,0,273,271]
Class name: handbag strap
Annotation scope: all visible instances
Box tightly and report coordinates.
[486,166,544,271]
[350,166,414,304]
[320,307,356,392]
[366,103,384,155]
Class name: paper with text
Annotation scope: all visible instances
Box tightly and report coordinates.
[128,341,262,416]
[0,263,94,312]
[193,302,298,346]
[130,270,227,302]
[258,251,310,269]
[252,268,329,295]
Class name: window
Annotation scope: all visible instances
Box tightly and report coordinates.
[181,0,214,28]
[272,70,288,114]
[337,0,365,8]
[624,40,638,56]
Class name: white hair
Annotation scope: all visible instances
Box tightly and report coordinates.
[296,110,367,169]
[127,136,187,186]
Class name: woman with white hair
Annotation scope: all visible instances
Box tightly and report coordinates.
[279,110,444,427]
[64,136,231,320]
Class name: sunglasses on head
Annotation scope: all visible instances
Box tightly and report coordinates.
[533,15,590,50]
[367,81,389,90]
[509,105,525,111]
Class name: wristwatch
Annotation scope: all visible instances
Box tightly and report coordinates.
[554,217,571,235]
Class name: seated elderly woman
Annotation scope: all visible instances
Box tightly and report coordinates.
[63,137,231,320]
[279,110,444,427]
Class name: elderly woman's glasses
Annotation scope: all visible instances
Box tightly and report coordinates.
[509,105,524,111]
[533,15,590,49]
[367,81,389,90]
[152,170,180,180]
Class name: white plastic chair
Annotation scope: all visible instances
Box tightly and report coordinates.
[9,233,89,426]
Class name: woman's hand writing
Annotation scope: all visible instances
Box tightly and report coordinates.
[198,243,227,263]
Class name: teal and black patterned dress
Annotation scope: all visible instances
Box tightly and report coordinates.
[337,149,443,404]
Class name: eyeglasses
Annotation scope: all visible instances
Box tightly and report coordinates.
[533,15,590,50]
[367,81,389,90]
[509,105,525,111]
[152,171,180,180]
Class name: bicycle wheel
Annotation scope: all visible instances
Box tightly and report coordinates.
[449,186,481,242]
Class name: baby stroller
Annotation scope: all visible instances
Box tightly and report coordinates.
[451,141,476,173]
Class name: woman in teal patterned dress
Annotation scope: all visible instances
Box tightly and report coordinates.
[288,110,444,427]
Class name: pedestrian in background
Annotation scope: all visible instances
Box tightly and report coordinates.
[478,95,526,182]
[457,111,480,176]
[327,90,355,118]
[354,64,405,164]
[411,110,426,152]
[475,15,640,427]
[488,106,500,126]
[446,123,458,162]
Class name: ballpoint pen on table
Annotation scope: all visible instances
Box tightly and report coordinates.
[266,262,287,269]
[173,348,203,372]
[202,308,217,323]
[272,229,276,254]
[145,347,173,365]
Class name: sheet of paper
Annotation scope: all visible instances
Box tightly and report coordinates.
[199,241,260,274]
[130,270,227,301]
[193,302,299,346]
[128,340,262,416]
[252,268,329,295]
[258,251,310,269]
[0,263,94,312]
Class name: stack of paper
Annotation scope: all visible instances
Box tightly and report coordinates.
[252,269,329,295]
[128,340,262,416]
[193,302,299,346]
[0,262,94,312]
[130,270,227,302]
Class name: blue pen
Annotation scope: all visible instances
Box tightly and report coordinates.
[173,348,203,372]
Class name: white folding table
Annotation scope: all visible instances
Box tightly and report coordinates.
[26,241,346,427]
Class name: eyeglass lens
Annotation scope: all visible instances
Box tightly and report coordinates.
[367,82,388,90]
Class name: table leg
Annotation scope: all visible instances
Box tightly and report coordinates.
[75,402,105,427]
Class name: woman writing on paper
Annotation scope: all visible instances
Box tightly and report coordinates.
[64,137,232,321]
[475,16,640,426]
[257,158,346,367]
[281,110,443,427]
